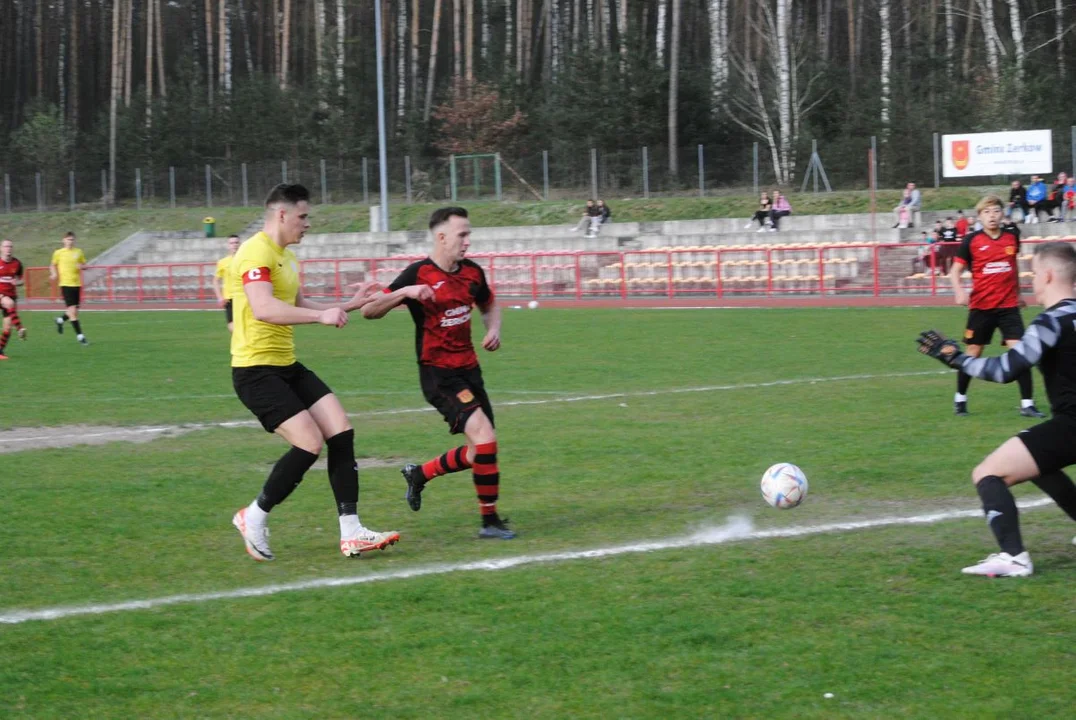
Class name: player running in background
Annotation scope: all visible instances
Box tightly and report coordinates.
[362,206,516,539]
[947,196,1043,417]
[918,242,1076,577]
[230,183,398,561]
[0,239,26,359]
[213,234,241,332]
[50,231,89,345]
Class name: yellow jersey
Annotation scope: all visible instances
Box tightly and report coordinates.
[51,247,87,287]
[229,232,301,367]
[215,255,235,301]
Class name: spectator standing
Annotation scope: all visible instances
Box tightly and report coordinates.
[955,210,970,236]
[769,190,792,231]
[1063,177,1076,222]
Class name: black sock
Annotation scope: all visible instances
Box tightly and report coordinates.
[976,475,1025,556]
[59,314,68,323]
[1017,370,1033,402]
[326,429,359,516]
[256,446,319,512]
[1032,470,1076,522]
[957,371,972,396]
[71,320,82,335]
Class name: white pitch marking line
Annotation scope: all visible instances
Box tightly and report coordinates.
[0,370,946,451]
[0,498,1054,625]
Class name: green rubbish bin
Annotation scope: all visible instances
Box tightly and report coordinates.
[203,217,216,238]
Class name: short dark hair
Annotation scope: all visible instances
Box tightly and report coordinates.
[228,234,240,240]
[1034,242,1076,280]
[429,206,468,231]
[264,183,310,208]
[64,231,75,238]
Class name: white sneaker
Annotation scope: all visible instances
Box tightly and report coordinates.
[232,507,274,561]
[744,222,753,229]
[340,527,400,557]
[757,227,767,233]
[961,551,1032,577]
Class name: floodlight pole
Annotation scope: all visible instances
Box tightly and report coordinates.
[374,0,390,233]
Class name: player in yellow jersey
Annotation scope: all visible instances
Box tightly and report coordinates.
[213,234,241,332]
[229,183,399,561]
[50,231,89,345]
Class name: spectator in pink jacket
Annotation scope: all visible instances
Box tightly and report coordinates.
[769,190,792,231]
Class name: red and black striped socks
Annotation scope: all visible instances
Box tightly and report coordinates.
[421,445,471,482]
[472,441,500,521]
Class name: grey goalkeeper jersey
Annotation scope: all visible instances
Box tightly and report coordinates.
[957,298,1076,417]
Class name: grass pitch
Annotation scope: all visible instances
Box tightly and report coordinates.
[1,306,1074,718]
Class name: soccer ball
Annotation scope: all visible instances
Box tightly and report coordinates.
[760,463,808,509]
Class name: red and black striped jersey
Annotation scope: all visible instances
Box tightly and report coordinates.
[954,228,1021,310]
[387,258,494,369]
[0,256,23,298]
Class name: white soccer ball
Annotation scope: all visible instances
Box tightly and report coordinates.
[528,300,540,309]
[760,463,808,509]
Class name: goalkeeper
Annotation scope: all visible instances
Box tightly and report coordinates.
[917,241,1076,577]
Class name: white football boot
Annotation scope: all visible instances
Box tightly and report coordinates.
[961,552,1033,577]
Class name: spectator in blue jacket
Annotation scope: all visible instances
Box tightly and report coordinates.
[1026,175,1047,223]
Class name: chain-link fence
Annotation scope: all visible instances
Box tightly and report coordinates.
[9,131,1073,213]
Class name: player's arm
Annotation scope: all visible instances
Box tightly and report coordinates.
[361,285,433,319]
[243,270,346,327]
[212,270,225,304]
[917,313,1062,383]
[478,298,501,351]
[297,280,383,313]
[948,237,971,305]
[49,252,59,281]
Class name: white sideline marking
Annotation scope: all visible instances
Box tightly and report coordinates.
[0,498,1054,625]
[0,370,945,451]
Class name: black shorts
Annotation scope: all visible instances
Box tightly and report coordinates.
[1017,414,1076,476]
[419,364,494,435]
[964,307,1024,347]
[224,300,233,324]
[232,362,332,433]
[61,286,81,307]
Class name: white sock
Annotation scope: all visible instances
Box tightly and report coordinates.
[339,514,362,537]
[1021,398,1035,408]
[76,333,85,340]
[246,500,269,527]
[955,393,968,403]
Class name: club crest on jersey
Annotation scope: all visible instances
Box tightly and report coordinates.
[1005,246,1016,255]
[457,389,475,403]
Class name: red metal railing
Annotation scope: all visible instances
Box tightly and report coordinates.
[22,240,1056,303]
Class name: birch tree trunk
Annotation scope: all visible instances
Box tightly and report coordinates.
[709,0,727,112]
[944,0,955,78]
[222,0,233,97]
[1006,0,1023,83]
[146,0,154,124]
[617,0,627,74]
[411,0,421,108]
[424,0,442,120]
[507,0,514,64]
[281,0,291,89]
[900,0,910,76]
[109,0,122,203]
[481,0,489,61]
[273,0,281,81]
[238,0,255,77]
[315,0,326,92]
[465,0,474,87]
[156,0,167,97]
[123,0,133,107]
[879,0,891,139]
[962,0,976,79]
[70,0,79,128]
[397,0,406,113]
[452,0,462,91]
[847,0,855,90]
[59,0,67,122]
[35,0,43,99]
[335,0,345,97]
[817,0,832,61]
[975,0,1000,85]
[1057,1,1065,81]
[776,0,791,184]
[656,0,666,68]
[205,0,215,103]
[668,0,680,173]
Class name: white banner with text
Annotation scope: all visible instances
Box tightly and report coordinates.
[941,130,1053,178]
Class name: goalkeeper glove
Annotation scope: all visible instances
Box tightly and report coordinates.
[916,329,964,368]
